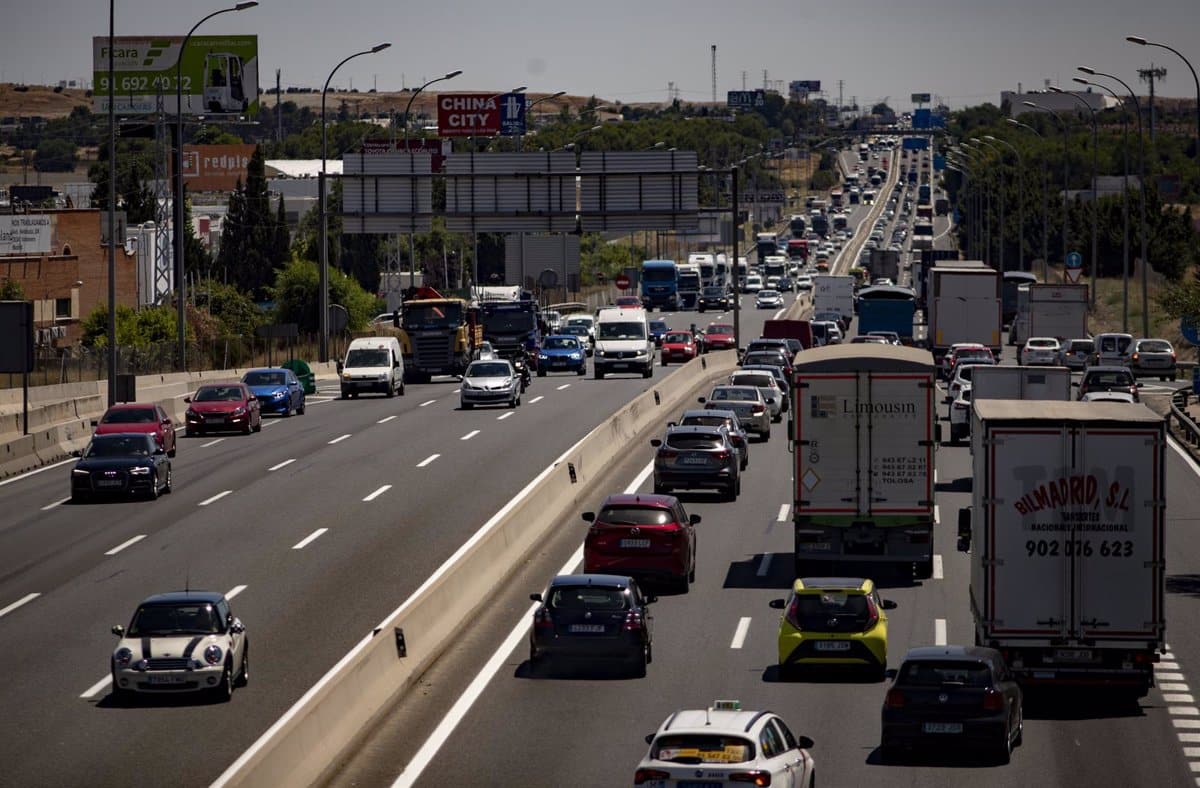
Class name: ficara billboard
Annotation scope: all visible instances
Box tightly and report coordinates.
[92,35,259,116]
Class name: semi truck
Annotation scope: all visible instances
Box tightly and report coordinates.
[957,401,1165,698]
[791,345,939,579]
[1029,284,1089,341]
[868,249,901,284]
[675,263,701,309]
[952,364,1072,441]
[855,285,916,343]
[397,294,481,383]
[1002,271,1038,326]
[812,275,856,328]
[927,263,1001,361]
[640,259,680,311]
[478,298,541,368]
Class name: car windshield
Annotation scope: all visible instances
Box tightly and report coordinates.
[402,301,463,330]
[703,287,724,296]
[548,586,629,611]
[681,415,733,430]
[649,321,668,332]
[1069,340,1094,352]
[731,373,773,388]
[758,290,779,297]
[467,363,511,377]
[707,325,733,336]
[744,353,786,367]
[651,734,755,764]
[566,317,592,328]
[711,387,757,402]
[598,322,646,340]
[598,506,673,525]
[1087,371,1133,386]
[562,327,588,338]
[128,603,223,636]
[543,338,579,350]
[101,408,156,424]
[1139,340,1172,352]
[642,268,676,282]
[791,591,871,631]
[345,349,391,368]
[898,660,993,688]
[664,332,692,343]
[194,385,244,402]
[1029,339,1058,348]
[482,312,535,333]
[665,434,723,451]
[243,371,287,386]
[86,435,152,457]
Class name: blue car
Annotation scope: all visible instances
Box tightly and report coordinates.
[241,367,306,416]
[537,335,587,376]
[649,319,669,347]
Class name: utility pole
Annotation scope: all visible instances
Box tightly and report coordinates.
[275,68,282,142]
[742,71,747,91]
[711,44,717,104]
[1139,64,1168,140]
[838,80,844,117]
[762,70,768,91]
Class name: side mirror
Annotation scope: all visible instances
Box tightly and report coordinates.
[230,619,245,635]
[689,514,702,525]
[111,625,124,636]
[183,396,192,403]
[90,419,98,427]
[1071,380,1079,387]
[666,421,677,428]
[581,512,596,523]
[650,439,662,447]
[798,735,815,750]
[644,733,655,745]
[71,449,82,457]
[644,595,658,605]
[392,309,400,328]
[769,598,786,609]
[529,593,543,603]
[934,423,943,444]
[787,420,795,442]
[697,397,707,404]
[882,599,898,610]
[1136,382,1144,388]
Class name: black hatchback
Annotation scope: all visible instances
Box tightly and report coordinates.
[881,645,1023,764]
[529,574,655,676]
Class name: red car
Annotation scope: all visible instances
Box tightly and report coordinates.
[582,493,699,593]
[703,323,736,351]
[184,382,262,436]
[92,403,177,457]
[942,343,994,379]
[660,330,697,365]
[615,295,642,309]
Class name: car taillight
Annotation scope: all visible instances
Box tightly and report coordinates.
[658,449,678,459]
[729,771,772,786]
[885,688,905,708]
[784,597,803,631]
[714,450,731,460]
[634,769,670,785]
[1171,352,1177,360]
[1132,352,1139,362]
[753,405,765,414]
[623,611,644,632]
[982,688,1005,711]
[533,609,554,633]
[864,595,880,631]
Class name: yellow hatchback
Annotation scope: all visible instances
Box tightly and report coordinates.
[769,577,896,679]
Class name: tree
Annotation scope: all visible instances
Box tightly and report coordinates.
[190,277,266,337]
[88,139,156,223]
[0,278,24,299]
[269,256,379,332]
[215,146,288,299]
[33,138,77,172]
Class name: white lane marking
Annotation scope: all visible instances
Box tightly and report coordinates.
[0,457,75,488]
[198,490,233,506]
[328,434,351,445]
[934,469,939,483]
[934,505,941,524]
[261,420,280,428]
[0,593,40,619]
[1185,746,1200,758]
[933,554,944,580]
[1163,662,1183,671]
[292,528,329,550]
[419,399,436,408]
[1161,675,1187,684]
[363,485,392,502]
[201,438,224,448]
[730,617,752,649]
[1172,718,1200,728]
[417,454,440,468]
[41,497,70,511]
[461,430,480,441]
[226,584,247,600]
[268,459,295,472]
[1166,694,1197,704]
[453,389,461,394]
[530,396,544,404]
[776,504,790,522]
[377,415,397,424]
[934,618,947,646]
[1169,706,1200,716]
[80,674,112,699]
[497,412,514,421]
[104,534,147,556]
[556,384,571,391]
[773,308,785,320]
[1180,733,1200,743]
[1170,436,1200,478]
[386,460,655,788]
[756,553,772,577]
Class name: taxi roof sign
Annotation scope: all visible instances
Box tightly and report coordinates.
[711,700,742,711]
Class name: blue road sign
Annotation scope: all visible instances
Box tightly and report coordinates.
[500,93,526,136]
[1066,251,1082,269]
[727,90,766,109]
[1182,317,1200,346]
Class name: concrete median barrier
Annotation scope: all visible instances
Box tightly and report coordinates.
[211,351,739,788]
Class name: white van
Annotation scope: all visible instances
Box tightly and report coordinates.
[338,336,405,398]
[1090,332,1134,367]
[593,307,653,379]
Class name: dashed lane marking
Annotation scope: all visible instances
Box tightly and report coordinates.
[328,434,351,444]
[0,593,40,619]
[104,535,146,556]
[362,485,392,502]
[461,430,480,441]
[934,618,947,646]
[776,504,790,522]
[377,415,397,424]
[201,438,224,448]
[268,459,295,472]
[419,400,436,407]
[417,454,440,468]
[292,528,328,550]
[41,497,70,511]
[933,554,944,580]
[756,554,772,577]
[530,396,544,404]
[497,412,514,421]
[556,384,571,391]
[730,617,752,649]
[198,490,233,506]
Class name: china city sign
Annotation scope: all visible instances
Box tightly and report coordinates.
[437,93,525,137]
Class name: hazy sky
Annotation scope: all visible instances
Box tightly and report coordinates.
[3,0,1198,111]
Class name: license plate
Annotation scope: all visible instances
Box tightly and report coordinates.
[147,674,187,684]
[814,640,851,651]
[798,542,831,552]
[569,624,605,633]
[95,479,124,488]
[620,539,651,548]
[922,722,963,734]
[610,363,628,369]
[1054,648,1094,662]
[679,783,722,788]
[680,456,709,465]
[205,415,225,422]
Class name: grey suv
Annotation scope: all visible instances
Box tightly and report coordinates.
[651,425,740,501]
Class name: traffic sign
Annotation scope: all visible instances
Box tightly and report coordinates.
[1182,317,1200,346]
[1066,251,1082,269]
[1065,267,1083,283]
[614,274,632,291]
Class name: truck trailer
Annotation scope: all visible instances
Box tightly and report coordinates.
[927,263,1001,361]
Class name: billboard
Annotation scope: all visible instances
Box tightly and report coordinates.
[792,80,821,92]
[0,214,54,255]
[727,90,766,109]
[360,139,453,172]
[179,144,256,191]
[437,93,525,137]
[92,35,259,116]
[911,92,932,104]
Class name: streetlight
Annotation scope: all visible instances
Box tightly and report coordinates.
[944,161,973,257]
[518,91,565,152]
[1127,36,1200,179]
[973,137,1006,270]
[1022,100,1070,277]
[1075,76,1132,331]
[401,70,462,149]
[950,152,985,262]
[961,142,992,265]
[1050,86,1099,305]
[1007,118,1052,281]
[1079,66,1150,338]
[174,1,258,371]
[984,135,1026,273]
[319,42,391,363]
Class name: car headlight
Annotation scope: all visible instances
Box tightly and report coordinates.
[204,644,223,665]
[72,469,90,476]
[185,409,198,419]
[596,350,606,358]
[129,466,151,475]
[135,658,149,671]
[377,373,388,381]
[232,407,246,417]
[272,390,287,399]
[504,377,514,387]
[538,354,549,361]
[341,372,352,380]
[570,352,582,360]
[461,381,474,390]
[114,647,132,667]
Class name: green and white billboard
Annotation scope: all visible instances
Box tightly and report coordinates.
[92,35,259,116]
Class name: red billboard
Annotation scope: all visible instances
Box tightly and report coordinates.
[179,144,257,191]
[437,93,501,137]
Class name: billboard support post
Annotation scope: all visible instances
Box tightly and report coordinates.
[107,0,117,405]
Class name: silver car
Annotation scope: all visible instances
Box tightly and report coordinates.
[460,360,521,409]
[729,370,784,422]
[701,385,771,440]
[1130,338,1177,380]
[1060,338,1094,371]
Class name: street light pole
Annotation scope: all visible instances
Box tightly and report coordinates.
[962,143,992,265]
[107,0,117,405]
[973,138,1006,270]
[1008,118,1051,281]
[1128,36,1200,187]
[518,91,565,152]
[174,2,258,371]
[319,43,391,363]
[1080,66,1150,337]
[985,135,1025,273]
[1023,101,1070,279]
[1051,86,1099,305]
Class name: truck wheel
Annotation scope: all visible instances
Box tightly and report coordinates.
[595,368,605,380]
[661,357,668,367]
[537,368,547,377]
[915,558,934,580]
[642,365,653,379]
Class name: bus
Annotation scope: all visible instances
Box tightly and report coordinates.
[810,213,829,237]
[789,214,807,238]
[1001,271,1038,325]
[830,189,844,208]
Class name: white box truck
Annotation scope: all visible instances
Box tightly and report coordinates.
[957,400,1165,698]
[792,345,939,579]
[1029,283,1089,341]
[927,263,1001,361]
[950,364,1072,441]
[812,274,856,327]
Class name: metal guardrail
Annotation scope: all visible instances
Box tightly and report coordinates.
[1170,386,1200,447]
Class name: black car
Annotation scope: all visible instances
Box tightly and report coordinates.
[697,286,730,312]
[529,574,655,676]
[881,645,1023,764]
[741,349,793,377]
[673,408,751,471]
[651,425,741,500]
[71,433,172,502]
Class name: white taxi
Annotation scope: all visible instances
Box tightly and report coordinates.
[634,700,815,787]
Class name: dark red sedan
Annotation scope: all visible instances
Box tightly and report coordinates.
[703,323,737,351]
[93,403,177,457]
[660,330,697,365]
[582,493,699,593]
[184,383,262,436]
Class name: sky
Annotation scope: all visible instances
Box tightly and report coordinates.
[2,0,1198,112]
